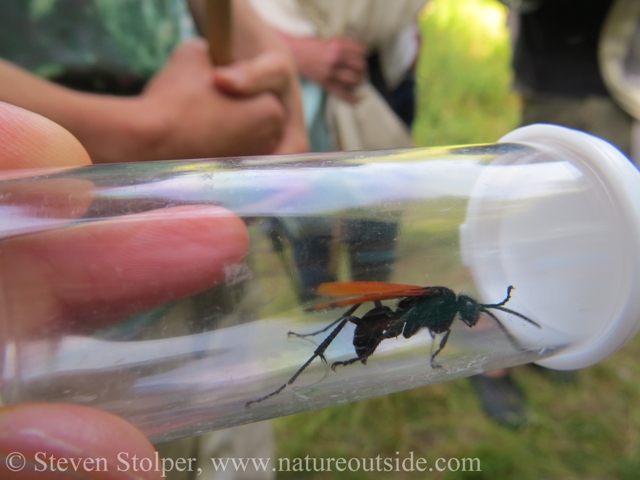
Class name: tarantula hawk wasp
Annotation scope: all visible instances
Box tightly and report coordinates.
[246,282,540,407]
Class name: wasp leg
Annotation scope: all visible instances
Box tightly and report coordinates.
[246,316,356,407]
[330,345,377,371]
[331,356,365,370]
[430,329,451,369]
[428,330,437,363]
[331,325,399,371]
[288,304,362,339]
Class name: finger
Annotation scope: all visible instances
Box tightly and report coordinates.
[330,67,366,88]
[167,38,211,70]
[325,82,359,104]
[213,52,294,106]
[0,102,91,170]
[0,178,95,238]
[337,49,367,74]
[271,118,311,155]
[338,38,367,56]
[2,205,249,337]
[328,38,366,71]
[0,103,95,237]
[327,37,366,57]
[0,404,161,480]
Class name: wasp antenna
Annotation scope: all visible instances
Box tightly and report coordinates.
[481,308,527,351]
[481,285,515,309]
[488,305,541,328]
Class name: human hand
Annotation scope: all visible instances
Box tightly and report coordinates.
[214,50,309,154]
[185,0,310,155]
[0,102,249,478]
[138,39,290,161]
[0,43,289,164]
[282,35,367,104]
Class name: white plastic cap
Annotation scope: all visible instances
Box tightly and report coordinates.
[461,124,640,370]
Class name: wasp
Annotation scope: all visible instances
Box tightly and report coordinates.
[246,282,540,407]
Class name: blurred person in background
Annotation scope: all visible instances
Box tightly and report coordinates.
[250,0,424,151]
[473,0,639,429]
[250,0,426,302]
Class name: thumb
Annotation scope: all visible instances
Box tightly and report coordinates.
[0,101,91,170]
[214,52,294,106]
[0,404,162,479]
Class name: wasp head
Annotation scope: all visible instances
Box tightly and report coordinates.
[456,295,482,327]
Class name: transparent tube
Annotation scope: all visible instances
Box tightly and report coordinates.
[1,125,639,443]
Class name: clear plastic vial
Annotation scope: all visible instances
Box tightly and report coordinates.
[1,125,639,443]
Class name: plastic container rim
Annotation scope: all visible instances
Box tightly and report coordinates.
[485,124,640,369]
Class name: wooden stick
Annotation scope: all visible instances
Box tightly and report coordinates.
[205,0,233,66]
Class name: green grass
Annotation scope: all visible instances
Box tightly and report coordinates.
[274,335,640,479]
[413,0,520,147]
[272,1,640,478]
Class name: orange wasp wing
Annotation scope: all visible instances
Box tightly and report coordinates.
[317,281,424,297]
[307,281,434,311]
